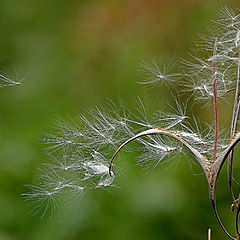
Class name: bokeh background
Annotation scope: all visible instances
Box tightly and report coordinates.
[0,0,240,239]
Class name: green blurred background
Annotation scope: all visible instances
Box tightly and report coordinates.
[0,0,240,239]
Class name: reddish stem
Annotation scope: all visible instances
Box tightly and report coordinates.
[212,38,218,163]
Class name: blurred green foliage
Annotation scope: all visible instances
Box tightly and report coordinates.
[0,0,239,239]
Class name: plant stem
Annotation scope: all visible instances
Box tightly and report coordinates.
[212,38,219,163]
[228,50,240,202]
[208,229,211,240]
[109,128,208,175]
[211,199,235,239]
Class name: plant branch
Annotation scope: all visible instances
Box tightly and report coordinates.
[212,38,219,163]
[228,50,240,202]
[109,128,209,175]
[210,132,240,201]
[211,199,235,240]
[236,204,240,236]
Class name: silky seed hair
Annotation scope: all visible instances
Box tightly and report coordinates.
[24,9,240,235]
[0,66,22,87]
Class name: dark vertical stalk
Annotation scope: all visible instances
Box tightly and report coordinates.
[229,50,240,202]
[211,199,235,240]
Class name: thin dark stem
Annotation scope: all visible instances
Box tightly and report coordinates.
[230,50,240,136]
[228,50,240,202]
[211,199,235,240]
[229,150,236,201]
[236,205,240,236]
[212,38,219,163]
